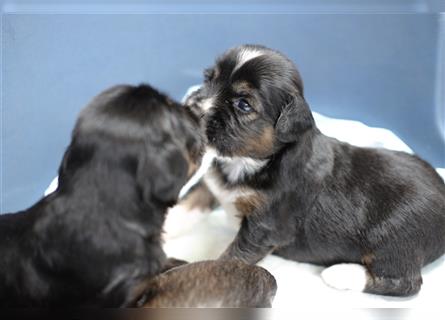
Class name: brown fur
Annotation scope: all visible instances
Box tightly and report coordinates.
[140,260,277,308]
[232,81,255,95]
[180,181,219,212]
[361,253,375,267]
[235,193,266,217]
[184,152,200,178]
[240,126,276,157]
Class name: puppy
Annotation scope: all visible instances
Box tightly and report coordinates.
[182,44,445,297]
[140,260,276,308]
[0,83,276,307]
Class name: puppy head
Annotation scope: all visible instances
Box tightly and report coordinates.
[191,44,314,158]
[59,84,204,206]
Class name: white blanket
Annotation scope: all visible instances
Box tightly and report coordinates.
[44,89,445,308]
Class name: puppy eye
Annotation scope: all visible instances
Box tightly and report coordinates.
[233,99,253,113]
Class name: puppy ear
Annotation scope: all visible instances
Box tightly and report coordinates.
[275,96,314,143]
[184,87,205,119]
[58,139,95,184]
[137,144,188,206]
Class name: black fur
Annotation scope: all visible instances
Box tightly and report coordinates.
[0,84,204,307]
[187,44,445,297]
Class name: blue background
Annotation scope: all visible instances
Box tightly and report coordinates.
[1,0,445,213]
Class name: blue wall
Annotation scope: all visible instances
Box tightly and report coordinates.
[1,0,444,212]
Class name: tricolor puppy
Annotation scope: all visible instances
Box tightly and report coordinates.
[183,44,445,297]
[0,84,276,307]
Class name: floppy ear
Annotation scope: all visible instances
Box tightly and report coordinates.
[275,95,314,143]
[58,139,95,185]
[136,144,188,206]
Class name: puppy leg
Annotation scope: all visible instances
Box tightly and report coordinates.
[219,218,278,264]
[164,180,218,239]
[322,253,423,297]
[219,197,297,264]
[140,260,277,308]
[364,253,423,297]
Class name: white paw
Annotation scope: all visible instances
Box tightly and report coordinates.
[321,263,368,292]
[163,205,208,240]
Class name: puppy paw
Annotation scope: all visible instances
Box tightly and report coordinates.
[321,263,368,292]
[163,205,208,240]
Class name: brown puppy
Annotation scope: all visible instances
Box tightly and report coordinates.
[141,260,276,308]
[181,44,445,297]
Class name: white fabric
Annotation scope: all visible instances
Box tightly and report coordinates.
[44,88,445,308]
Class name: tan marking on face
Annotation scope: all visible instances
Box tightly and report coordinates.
[234,192,266,217]
[232,81,255,94]
[238,126,276,157]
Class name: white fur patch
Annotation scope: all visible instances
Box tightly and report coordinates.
[234,48,264,72]
[321,263,368,292]
[204,170,256,225]
[163,204,209,240]
[218,156,268,183]
[204,171,256,204]
[201,97,215,111]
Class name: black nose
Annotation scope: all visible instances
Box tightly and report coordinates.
[205,117,223,144]
[208,118,222,130]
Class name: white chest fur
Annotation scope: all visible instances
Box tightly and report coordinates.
[217,156,268,183]
[203,156,268,222]
[204,171,250,226]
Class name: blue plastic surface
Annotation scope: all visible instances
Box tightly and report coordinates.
[1,0,444,212]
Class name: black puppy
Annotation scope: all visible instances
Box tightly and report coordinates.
[182,44,445,297]
[0,84,276,307]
